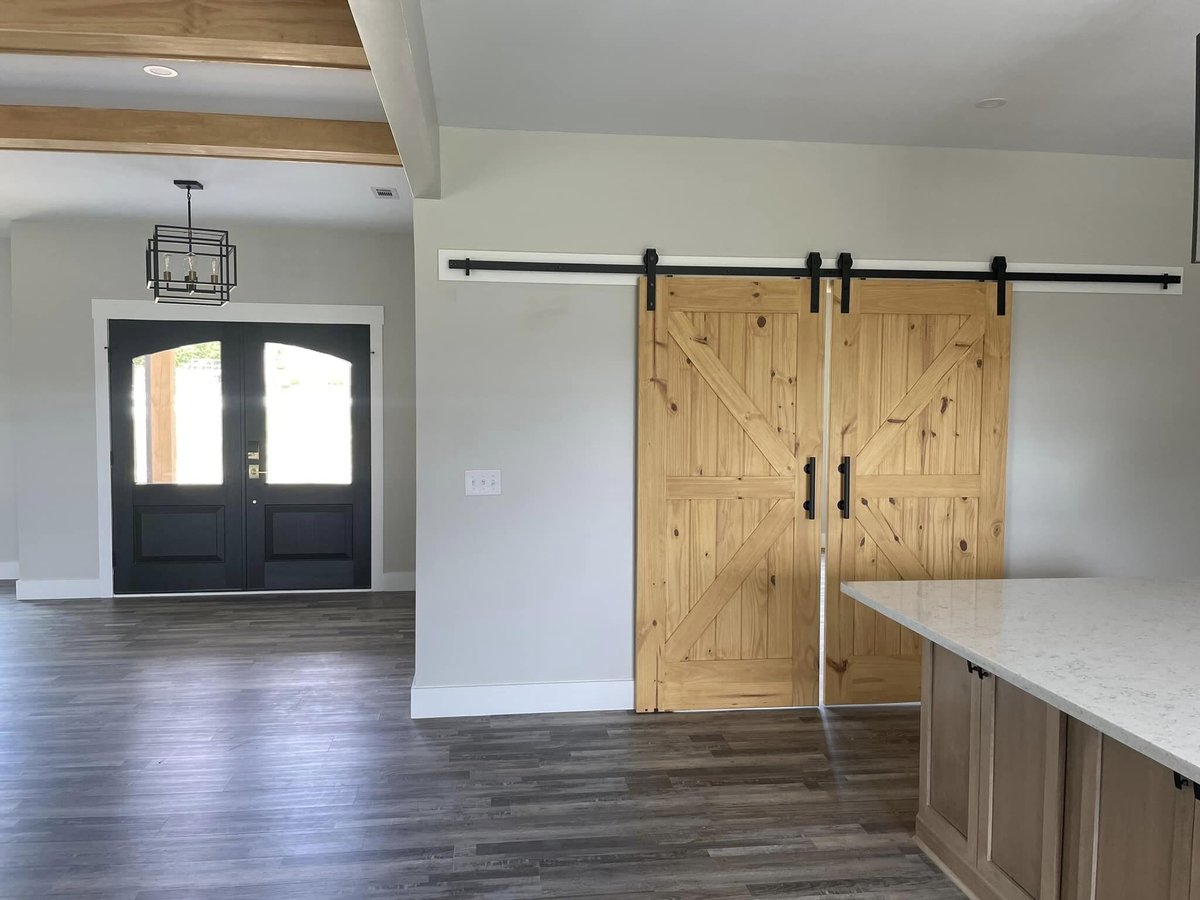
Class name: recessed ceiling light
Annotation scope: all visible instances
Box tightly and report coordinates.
[974,97,1007,109]
[143,64,179,78]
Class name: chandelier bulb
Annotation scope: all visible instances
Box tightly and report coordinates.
[211,258,219,284]
[163,254,172,282]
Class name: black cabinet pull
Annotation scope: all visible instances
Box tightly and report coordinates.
[836,456,850,519]
[802,457,816,520]
[967,662,992,679]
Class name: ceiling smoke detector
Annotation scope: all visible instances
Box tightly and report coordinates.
[143,64,179,78]
[371,186,400,199]
[974,97,1007,109]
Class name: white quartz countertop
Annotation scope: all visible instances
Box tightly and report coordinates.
[842,577,1200,783]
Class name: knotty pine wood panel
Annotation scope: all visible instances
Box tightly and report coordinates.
[637,277,823,711]
[826,279,1011,705]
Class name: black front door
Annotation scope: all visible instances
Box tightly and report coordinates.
[109,319,371,594]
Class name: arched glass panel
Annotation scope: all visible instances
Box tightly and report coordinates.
[132,342,223,485]
[264,343,352,484]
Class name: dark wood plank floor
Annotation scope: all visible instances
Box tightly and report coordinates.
[0,591,960,899]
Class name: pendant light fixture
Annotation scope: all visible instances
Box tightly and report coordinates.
[146,179,237,305]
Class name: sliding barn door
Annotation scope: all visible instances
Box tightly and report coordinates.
[636,276,824,711]
[825,280,1011,705]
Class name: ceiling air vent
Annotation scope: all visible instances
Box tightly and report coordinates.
[372,186,400,199]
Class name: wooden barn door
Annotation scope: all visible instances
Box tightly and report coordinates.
[636,276,825,711]
[825,280,1011,705]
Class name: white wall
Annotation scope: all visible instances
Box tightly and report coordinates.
[0,239,16,576]
[412,127,1197,714]
[9,220,415,595]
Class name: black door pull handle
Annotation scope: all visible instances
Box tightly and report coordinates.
[836,456,850,519]
[802,457,816,520]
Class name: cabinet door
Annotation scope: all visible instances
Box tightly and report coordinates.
[918,640,981,866]
[1061,723,1195,900]
[977,675,1066,900]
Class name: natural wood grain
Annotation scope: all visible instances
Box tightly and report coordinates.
[825,279,1010,706]
[663,498,795,661]
[976,676,1066,900]
[666,276,809,312]
[0,105,400,166]
[855,315,985,475]
[0,588,963,898]
[0,0,367,68]
[668,311,797,476]
[635,277,666,713]
[665,476,795,499]
[856,279,992,316]
[858,474,982,498]
[1094,735,1194,900]
[637,280,824,711]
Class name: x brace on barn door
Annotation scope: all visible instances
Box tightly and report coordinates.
[447,250,1182,316]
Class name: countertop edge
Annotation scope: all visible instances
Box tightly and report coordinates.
[841,581,1200,785]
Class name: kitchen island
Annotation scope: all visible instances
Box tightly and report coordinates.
[843,577,1200,900]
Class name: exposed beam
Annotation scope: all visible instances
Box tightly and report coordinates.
[0,0,368,68]
[349,0,440,198]
[0,106,401,166]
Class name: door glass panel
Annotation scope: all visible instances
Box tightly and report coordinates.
[132,342,223,485]
[264,343,352,484]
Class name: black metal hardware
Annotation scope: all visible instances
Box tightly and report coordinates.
[806,252,822,313]
[836,456,850,519]
[445,255,1183,292]
[644,248,659,311]
[464,257,471,277]
[802,457,816,520]
[837,252,853,313]
[1173,771,1200,799]
[966,662,992,679]
[992,255,1008,316]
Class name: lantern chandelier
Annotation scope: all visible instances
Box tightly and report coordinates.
[146,179,237,306]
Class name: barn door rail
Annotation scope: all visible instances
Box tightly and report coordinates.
[445,250,1182,315]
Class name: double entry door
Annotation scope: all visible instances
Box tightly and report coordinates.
[635,276,1011,711]
[109,319,371,594]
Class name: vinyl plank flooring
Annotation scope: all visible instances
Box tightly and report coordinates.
[0,591,959,899]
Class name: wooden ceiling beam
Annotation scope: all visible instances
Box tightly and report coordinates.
[0,0,368,68]
[0,106,402,167]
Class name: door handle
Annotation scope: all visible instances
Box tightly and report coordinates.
[836,456,851,519]
[248,464,267,480]
[802,457,816,520]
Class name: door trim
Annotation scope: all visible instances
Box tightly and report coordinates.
[92,299,385,598]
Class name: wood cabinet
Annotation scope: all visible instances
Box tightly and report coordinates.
[1060,720,1197,900]
[918,639,1200,900]
[917,640,1065,900]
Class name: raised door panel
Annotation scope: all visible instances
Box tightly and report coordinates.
[977,676,1066,900]
[1094,736,1194,900]
[918,640,981,869]
[1061,722,1195,900]
[635,277,824,711]
[826,279,1010,705]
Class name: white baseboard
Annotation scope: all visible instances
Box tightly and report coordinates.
[0,561,17,580]
[381,571,415,591]
[16,578,109,600]
[410,678,634,719]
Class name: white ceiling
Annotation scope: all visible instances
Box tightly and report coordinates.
[424,0,1200,159]
[0,54,386,121]
[0,152,412,235]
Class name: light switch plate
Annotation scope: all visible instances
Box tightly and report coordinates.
[465,469,502,496]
